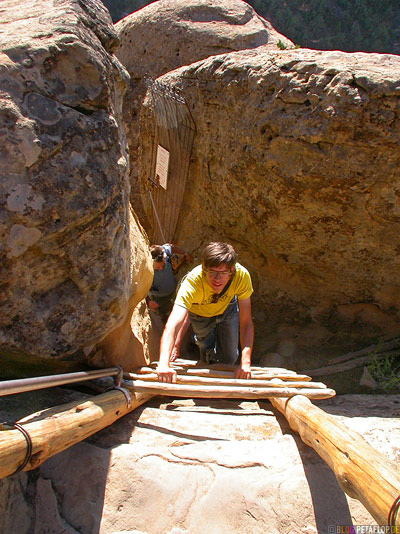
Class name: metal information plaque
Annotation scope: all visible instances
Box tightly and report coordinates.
[155,145,170,189]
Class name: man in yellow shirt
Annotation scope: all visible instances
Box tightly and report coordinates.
[157,242,254,382]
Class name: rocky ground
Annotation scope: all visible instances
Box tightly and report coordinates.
[0,388,399,534]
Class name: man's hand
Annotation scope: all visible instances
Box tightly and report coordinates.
[235,365,252,379]
[156,363,177,383]
[157,305,188,382]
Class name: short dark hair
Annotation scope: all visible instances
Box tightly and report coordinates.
[150,244,164,262]
[202,242,237,270]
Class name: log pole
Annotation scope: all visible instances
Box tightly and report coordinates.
[0,390,153,480]
[269,395,400,526]
[125,372,326,389]
[126,380,335,399]
[133,367,312,381]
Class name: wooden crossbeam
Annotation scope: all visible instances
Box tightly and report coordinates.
[124,379,335,399]
[125,372,326,389]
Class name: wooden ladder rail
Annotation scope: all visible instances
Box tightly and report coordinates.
[0,390,153,479]
[270,394,400,526]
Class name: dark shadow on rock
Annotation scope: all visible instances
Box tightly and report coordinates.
[0,388,92,424]
[131,420,227,442]
[268,402,355,532]
[163,397,275,413]
[0,388,107,534]
[39,441,109,534]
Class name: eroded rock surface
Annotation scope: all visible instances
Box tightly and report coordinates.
[138,48,400,367]
[1,392,399,533]
[115,0,293,225]
[0,0,153,371]
[116,0,292,76]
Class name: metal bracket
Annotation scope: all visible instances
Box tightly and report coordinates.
[106,369,131,409]
[388,494,400,526]
[105,385,131,409]
[1,422,33,475]
[113,366,123,388]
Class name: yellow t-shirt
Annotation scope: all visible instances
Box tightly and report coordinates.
[175,263,253,317]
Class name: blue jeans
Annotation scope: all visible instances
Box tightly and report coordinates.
[188,297,239,364]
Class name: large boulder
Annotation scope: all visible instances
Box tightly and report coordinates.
[116,0,292,76]
[0,0,154,374]
[138,48,400,368]
[115,0,293,228]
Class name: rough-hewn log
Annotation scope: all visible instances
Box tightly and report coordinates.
[184,369,312,381]
[328,338,400,365]
[133,366,312,381]
[126,380,335,399]
[126,372,326,389]
[303,358,369,376]
[269,394,400,526]
[0,390,153,480]
[303,351,400,376]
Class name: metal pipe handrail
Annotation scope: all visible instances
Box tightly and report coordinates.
[0,367,122,397]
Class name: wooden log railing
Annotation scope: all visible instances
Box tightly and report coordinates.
[270,395,400,526]
[0,390,153,480]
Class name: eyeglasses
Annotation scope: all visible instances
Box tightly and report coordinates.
[206,270,232,279]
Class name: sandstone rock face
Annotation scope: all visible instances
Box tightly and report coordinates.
[2,392,399,533]
[116,0,292,76]
[115,0,293,227]
[0,0,153,370]
[138,48,400,366]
